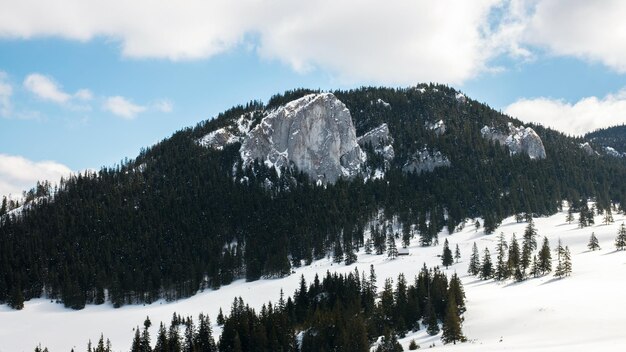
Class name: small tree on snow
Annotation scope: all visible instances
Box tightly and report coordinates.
[603,207,614,225]
[616,223,626,251]
[387,234,398,259]
[565,208,575,224]
[480,248,493,280]
[442,239,453,268]
[454,244,461,263]
[588,232,600,251]
[467,242,481,276]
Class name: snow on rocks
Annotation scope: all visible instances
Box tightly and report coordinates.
[357,123,395,161]
[425,119,446,136]
[240,93,364,184]
[481,122,547,159]
[403,147,451,174]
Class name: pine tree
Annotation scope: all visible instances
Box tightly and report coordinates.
[578,207,588,228]
[441,239,453,268]
[615,223,626,251]
[364,238,373,254]
[441,291,465,345]
[588,232,600,251]
[603,207,614,225]
[565,208,575,224]
[554,239,566,279]
[563,246,572,277]
[537,237,552,275]
[507,234,520,276]
[454,244,461,263]
[480,248,493,280]
[467,242,481,276]
[586,206,595,225]
[494,232,509,281]
[425,300,439,335]
[530,255,540,277]
[521,220,538,273]
[217,308,225,325]
[387,234,398,259]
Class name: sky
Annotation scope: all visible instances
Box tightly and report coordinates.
[1,0,626,198]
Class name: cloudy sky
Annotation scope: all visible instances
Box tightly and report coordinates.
[1,0,626,197]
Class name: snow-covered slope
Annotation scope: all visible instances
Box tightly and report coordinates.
[2,207,626,351]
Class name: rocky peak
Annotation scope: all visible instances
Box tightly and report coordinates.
[481,122,546,160]
[240,93,364,183]
[357,123,395,161]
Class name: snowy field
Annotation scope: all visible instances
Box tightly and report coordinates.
[2,205,626,351]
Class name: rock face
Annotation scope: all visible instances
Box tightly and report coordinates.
[358,123,395,161]
[240,93,364,183]
[403,148,451,174]
[425,120,446,136]
[580,142,597,156]
[481,123,547,159]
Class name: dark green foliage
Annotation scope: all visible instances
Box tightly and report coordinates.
[507,234,521,277]
[616,223,626,251]
[4,85,626,308]
[441,239,453,268]
[454,244,461,263]
[441,290,465,345]
[480,248,493,280]
[408,339,419,350]
[588,232,600,251]
[538,237,552,275]
[468,242,480,276]
[521,220,538,273]
[494,232,509,281]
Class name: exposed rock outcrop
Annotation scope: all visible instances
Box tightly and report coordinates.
[358,123,395,161]
[403,148,451,174]
[580,142,597,156]
[240,93,364,183]
[481,123,546,159]
[425,120,446,136]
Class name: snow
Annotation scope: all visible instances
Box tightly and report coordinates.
[3,206,626,351]
[604,146,624,158]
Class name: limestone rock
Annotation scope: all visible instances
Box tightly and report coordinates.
[240,93,364,183]
[481,123,546,159]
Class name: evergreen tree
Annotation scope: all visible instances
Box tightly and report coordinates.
[217,308,225,325]
[365,238,373,254]
[521,220,538,273]
[441,291,465,345]
[467,242,481,276]
[425,300,439,336]
[538,237,552,275]
[494,232,509,281]
[441,239,453,269]
[565,208,575,224]
[563,246,572,277]
[408,339,419,350]
[454,244,461,263]
[588,232,600,251]
[480,248,493,280]
[507,234,521,277]
[603,207,614,225]
[579,207,589,228]
[344,240,357,265]
[387,234,398,259]
[615,223,626,251]
[554,239,567,279]
[530,255,540,277]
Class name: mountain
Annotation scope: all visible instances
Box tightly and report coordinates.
[585,124,626,157]
[2,84,626,310]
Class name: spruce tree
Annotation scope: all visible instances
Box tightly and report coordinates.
[480,248,493,280]
[565,208,575,224]
[454,244,461,263]
[507,234,521,277]
[563,246,572,277]
[538,237,552,275]
[521,220,538,273]
[441,291,465,345]
[588,232,600,251]
[616,223,626,251]
[530,255,540,277]
[387,234,398,259]
[467,242,481,276]
[603,207,614,225]
[425,300,440,336]
[494,232,509,281]
[442,239,453,269]
[365,238,373,254]
[554,239,566,279]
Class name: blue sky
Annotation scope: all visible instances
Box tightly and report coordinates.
[1,0,626,197]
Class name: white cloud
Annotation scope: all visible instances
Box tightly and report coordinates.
[0,71,12,117]
[0,154,72,198]
[23,73,72,103]
[0,0,508,84]
[153,99,173,113]
[74,88,93,101]
[523,0,626,73]
[504,89,626,136]
[103,96,146,119]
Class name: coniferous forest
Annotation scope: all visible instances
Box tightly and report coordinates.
[34,266,466,351]
[3,85,626,309]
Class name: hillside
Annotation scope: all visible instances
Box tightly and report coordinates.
[2,84,626,311]
[585,125,626,157]
[2,205,626,351]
